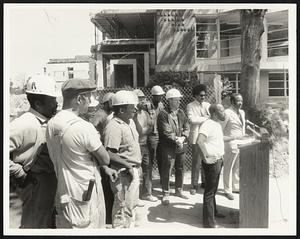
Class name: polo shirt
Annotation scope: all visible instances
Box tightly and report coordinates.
[104,117,141,166]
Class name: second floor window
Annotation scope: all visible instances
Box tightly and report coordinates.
[195,18,218,59]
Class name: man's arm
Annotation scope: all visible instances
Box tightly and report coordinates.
[196,133,209,157]
[157,111,176,144]
[187,102,210,125]
[91,145,110,167]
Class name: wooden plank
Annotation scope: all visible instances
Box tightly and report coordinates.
[239,141,269,227]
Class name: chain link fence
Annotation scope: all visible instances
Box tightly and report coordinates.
[10,82,216,173]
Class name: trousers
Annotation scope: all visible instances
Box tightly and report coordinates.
[191,144,206,187]
[223,144,240,194]
[20,172,57,228]
[203,159,223,227]
[100,167,114,224]
[140,144,152,197]
[160,145,185,194]
[148,135,161,179]
[110,167,140,228]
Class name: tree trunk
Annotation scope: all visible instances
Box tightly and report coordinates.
[240,9,267,122]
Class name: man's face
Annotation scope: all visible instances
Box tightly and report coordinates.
[233,95,243,109]
[168,97,181,111]
[216,105,226,121]
[195,90,206,104]
[38,96,58,119]
[121,104,136,120]
[152,95,163,104]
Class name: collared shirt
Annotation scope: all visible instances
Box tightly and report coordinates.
[10,108,53,177]
[187,100,210,144]
[198,119,224,163]
[103,116,142,166]
[46,110,102,201]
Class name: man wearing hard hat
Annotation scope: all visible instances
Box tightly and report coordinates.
[133,89,157,202]
[10,74,58,228]
[46,79,115,228]
[146,85,165,181]
[157,88,190,205]
[103,90,142,228]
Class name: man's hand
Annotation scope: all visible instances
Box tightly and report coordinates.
[126,167,134,183]
[103,166,118,182]
[16,173,37,188]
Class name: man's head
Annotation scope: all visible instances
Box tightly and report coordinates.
[151,85,165,105]
[166,88,182,111]
[25,74,58,118]
[101,92,115,113]
[192,84,207,104]
[112,90,138,123]
[209,104,225,121]
[230,93,243,110]
[133,89,147,110]
[61,78,97,115]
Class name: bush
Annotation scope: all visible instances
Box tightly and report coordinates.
[259,105,289,177]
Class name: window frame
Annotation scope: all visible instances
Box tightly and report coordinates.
[268,72,289,97]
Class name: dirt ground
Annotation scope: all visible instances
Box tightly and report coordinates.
[8,171,291,233]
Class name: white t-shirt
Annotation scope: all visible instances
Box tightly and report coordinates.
[46,110,102,201]
[198,119,224,163]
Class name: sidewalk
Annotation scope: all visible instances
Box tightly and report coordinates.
[8,171,290,230]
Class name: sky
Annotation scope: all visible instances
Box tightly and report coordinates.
[5,5,99,86]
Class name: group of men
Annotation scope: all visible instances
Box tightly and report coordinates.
[10,74,247,229]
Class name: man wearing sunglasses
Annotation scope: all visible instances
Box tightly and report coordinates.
[186,84,210,195]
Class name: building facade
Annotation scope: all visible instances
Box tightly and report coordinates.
[90,9,288,104]
[46,55,96,95]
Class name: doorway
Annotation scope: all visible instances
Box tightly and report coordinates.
[114,64,133,88]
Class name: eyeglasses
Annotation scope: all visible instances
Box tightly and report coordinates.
[199,94,206,97]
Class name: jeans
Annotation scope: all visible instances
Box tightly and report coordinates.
[191,144,206,188]
[148,135,161,178]
[110,167,140,228]
[140,144,152,197]
[160,145,185,194]
[20,172,57,228]
[203,159,223,227]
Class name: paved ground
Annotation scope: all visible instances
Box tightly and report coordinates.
[9,171,291,232]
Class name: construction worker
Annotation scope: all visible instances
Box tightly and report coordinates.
[103,90,142,228]
[10,74,58,228]
[133,89,157,202]
[46,79,116,228]
[102,92,115,121]
[146,85,165,181]
[197,104,226,228]
[187,84,210,195]
[157,88,190,205]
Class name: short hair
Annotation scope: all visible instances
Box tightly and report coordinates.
[192,84,207,97]
[208,104,219,116]
[230,93,242,104]
[26,93,48,109]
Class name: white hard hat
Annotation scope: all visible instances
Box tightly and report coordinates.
[133,89,145,98]
[151,85,165,95]
[166,88,183,99]
[112,90,138,106]
[102,92,115,104]
[25,74,57,97]
[89,94,99,107]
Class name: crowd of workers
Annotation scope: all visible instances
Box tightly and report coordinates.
[10,73,251,229]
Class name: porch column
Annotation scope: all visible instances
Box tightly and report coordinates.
[144,52,150,86]
[96,53,104,88]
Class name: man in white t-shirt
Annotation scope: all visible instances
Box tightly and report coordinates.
[46,79,115,228]
[197,104,226,228]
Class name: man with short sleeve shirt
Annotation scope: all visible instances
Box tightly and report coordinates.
[197,104,226,228]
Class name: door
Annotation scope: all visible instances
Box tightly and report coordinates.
[114,64,134,88]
